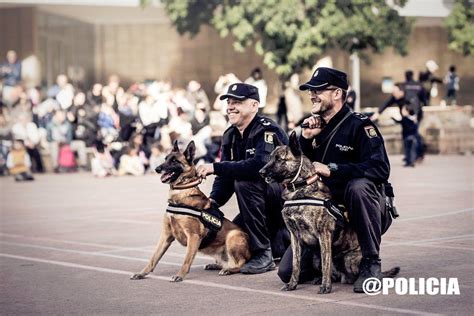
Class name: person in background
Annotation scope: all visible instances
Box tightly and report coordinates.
[47,110,87,172]
[187,80,210,112]
[87,83,103,107]
[443,65,460,106]
[419,60,442,106]
[47,74,75,110]
[346,85,357,110]
[1,50,22,108]
[392,105,418,167]
[11,113,44,173]
[245,67,268,112]
[118,146,145,176]
[102,74,125,112]
[7,139,34,181]
[91,141,116,178]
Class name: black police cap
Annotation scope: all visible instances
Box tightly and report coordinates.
[299,67,349,91]
[219,83,260,102]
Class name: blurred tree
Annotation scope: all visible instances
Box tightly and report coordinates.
[142,0,412,80]
[445,0,474,56]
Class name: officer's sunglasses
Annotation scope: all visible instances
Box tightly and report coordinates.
[308,88,339,95]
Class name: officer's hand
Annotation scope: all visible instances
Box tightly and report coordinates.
[196,164,214,179]
[301,115,324,139]
[312,162,331,177]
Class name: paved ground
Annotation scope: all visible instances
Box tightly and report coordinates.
[1,154,473,315]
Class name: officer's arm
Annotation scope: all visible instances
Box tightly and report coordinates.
[299,135,317,161]
[210,142,235,206]
[378,96,396,115]
[330,124,390,183]
[213,131,282,181]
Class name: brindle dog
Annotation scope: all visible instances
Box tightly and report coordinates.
[259,131,362,294]
[131,141,250,282]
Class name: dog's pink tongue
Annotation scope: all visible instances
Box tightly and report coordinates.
[161,173,173,182]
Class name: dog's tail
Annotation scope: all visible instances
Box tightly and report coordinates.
[382,266,400,278]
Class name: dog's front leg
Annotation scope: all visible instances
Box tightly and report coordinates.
[171,234,201,282]
[318,230,333,294]
[281,231,301,291]
[131,218,175,280]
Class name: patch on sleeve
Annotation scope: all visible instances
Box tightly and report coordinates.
[364,126,378,138]
[264,131,275,144]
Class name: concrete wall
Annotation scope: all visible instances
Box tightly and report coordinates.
[0,7,36,60]
[94,23,279,105]
[36,10,95,87]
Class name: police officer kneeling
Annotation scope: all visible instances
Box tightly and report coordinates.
[277,67,393,292]
[197,83,289,274]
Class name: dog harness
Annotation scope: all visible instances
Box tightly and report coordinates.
[283,197,346,227]
[166,203,224,249]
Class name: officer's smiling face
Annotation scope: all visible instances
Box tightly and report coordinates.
[226,98,258,129]
[309,89,335,115]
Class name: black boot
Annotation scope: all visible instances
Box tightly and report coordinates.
[353,257,382,293]
[240,248,276,274]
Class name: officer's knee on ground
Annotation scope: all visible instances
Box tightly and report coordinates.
[344,178,373,201]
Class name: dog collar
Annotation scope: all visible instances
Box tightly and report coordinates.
[283,174,320,192]
[171,177,202,190]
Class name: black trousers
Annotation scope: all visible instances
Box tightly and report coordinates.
[278,178,385,283]
[232,179,289,257]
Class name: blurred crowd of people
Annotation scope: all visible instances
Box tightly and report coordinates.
[0,50,247,180]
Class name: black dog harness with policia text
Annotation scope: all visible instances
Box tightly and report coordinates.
[166,203,224,249]
[283,197,346,228]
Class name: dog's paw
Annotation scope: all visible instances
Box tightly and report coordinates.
[281,283,297,291]
[130,273,146,280]
[318,284,332,294]
[170,275,183,282]
[218,269,231,276]
[204,263,223,271]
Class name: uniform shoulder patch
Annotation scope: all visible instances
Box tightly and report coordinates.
[353,112,368,120]
[259,118,271,126]
[264,131,275,144]
[364,125,378,138]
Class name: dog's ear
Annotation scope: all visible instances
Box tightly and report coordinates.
[289,131,301,157]
[184,141,196,164]
[172,140,180,152]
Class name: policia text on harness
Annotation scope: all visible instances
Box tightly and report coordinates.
[166,203,224,249]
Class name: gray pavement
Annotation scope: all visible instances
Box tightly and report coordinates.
[1,154,473,315]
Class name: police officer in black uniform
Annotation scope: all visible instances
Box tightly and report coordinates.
[277,67,392,292]
[197,83,289,274]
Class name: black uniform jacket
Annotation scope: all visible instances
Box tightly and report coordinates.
[299,105,390,201]
[210,115,289,206]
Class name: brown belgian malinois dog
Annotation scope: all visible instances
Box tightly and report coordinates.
[131,141,250,282]
[259,131,398,294]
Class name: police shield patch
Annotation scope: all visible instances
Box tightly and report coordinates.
[264,132,274,144]
[364,126,378,138]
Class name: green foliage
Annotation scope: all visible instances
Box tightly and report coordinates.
[159,0,412,78]
[445,0,474,56]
